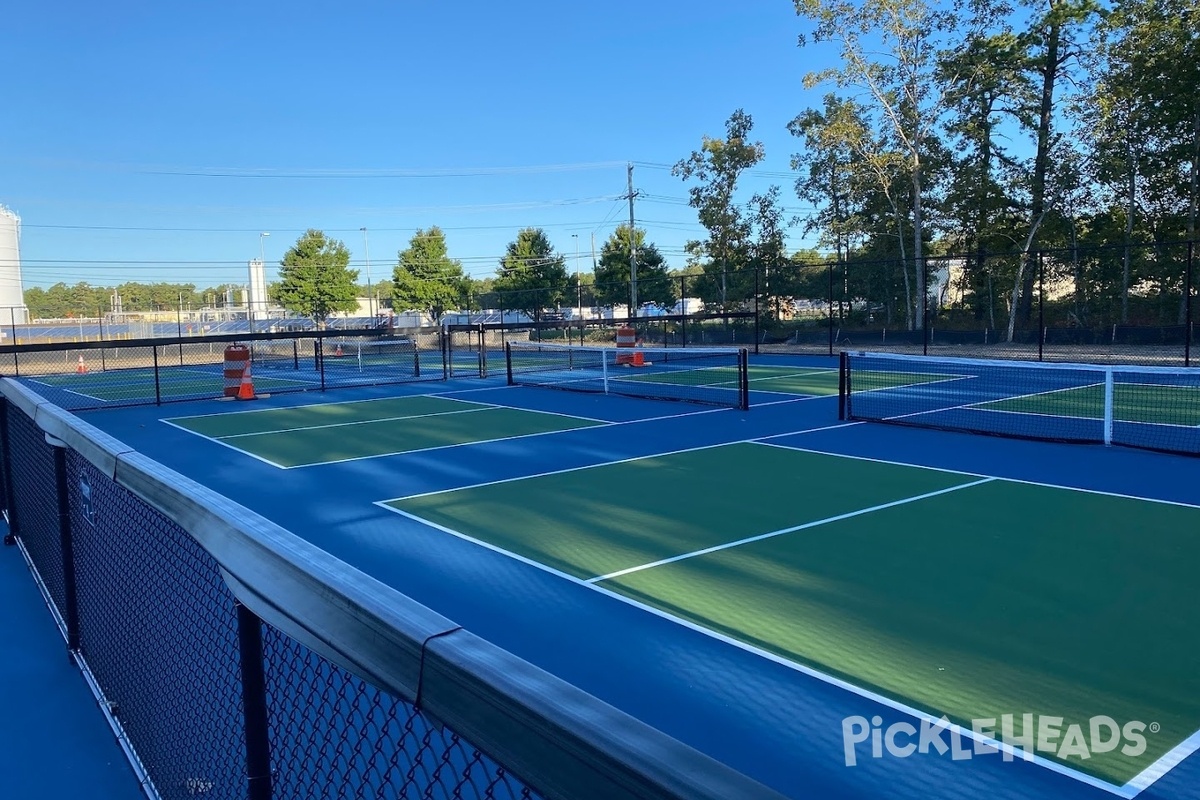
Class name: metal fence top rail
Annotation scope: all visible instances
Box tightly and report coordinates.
[0,377,785,800]
[0,326,402,357]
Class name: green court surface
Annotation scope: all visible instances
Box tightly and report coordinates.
[31,368,315,403]
[385,442,1200,786]
[166,395,605,467]
[975,382,1200,426]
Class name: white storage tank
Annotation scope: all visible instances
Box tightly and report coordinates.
[0,206,29,325]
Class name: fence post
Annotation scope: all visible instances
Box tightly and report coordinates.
[1038,251,1045,362]
[10,308,19,376]
[152,346,163,406]
[1,402,16,545]
[753,268,761,355]
[827,263,835,357]
[837,351,848,420]
[680,276,688,348]
[49,439,82,654]
[922,257,930,357]
[1186,241,1194,368]
[235,603,274,800]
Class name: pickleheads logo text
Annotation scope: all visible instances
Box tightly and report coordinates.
[842,714,1153,766]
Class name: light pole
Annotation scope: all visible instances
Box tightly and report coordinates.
[360,227,374,319]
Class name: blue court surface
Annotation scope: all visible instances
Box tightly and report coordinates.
[73,353,1200,800]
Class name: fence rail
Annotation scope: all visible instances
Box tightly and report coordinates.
[0,378,786,800]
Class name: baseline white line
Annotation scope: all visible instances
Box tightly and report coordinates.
[585,478,995,584]
[159,418,290,469]
[373,502,1143,798]
[1123,727,1200,795]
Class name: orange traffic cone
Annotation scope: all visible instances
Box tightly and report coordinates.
[76,355,88,374]
[236,365,256,400]
[335,344,344,357]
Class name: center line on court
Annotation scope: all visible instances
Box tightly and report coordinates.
[584,477,996,584]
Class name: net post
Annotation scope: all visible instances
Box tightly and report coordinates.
[838,351,847,421]
[739,348,750,410]
[412,344,421,378]
[318,336,326,392]
[478,323,487,378]
[1103,368,1114,446]
[152,345,162,405]
[234,602,274,800]
[504,341,514,386]
[292,339,298,370]
[602,348,609,394]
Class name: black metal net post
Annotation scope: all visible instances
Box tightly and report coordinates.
[236,603,273,800]
[680,275,688,348]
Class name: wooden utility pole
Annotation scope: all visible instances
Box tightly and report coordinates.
[628,163,638,318]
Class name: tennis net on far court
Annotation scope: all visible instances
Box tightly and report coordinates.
[839,350,1200,456]
[506,341,749,409]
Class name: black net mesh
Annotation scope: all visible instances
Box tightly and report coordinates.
[68,451,246,800]
[5,403,68,621]
[843,351,1200,456]
[262,628,540,800]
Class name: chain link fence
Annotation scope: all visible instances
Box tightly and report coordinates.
[0,379,785,800]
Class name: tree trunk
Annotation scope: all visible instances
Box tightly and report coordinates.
[1181,105,1199,324]
[1122,140,1135,324]
[912,159,926,330]
[1006,211,1046,342]
[1016,4,1061,327]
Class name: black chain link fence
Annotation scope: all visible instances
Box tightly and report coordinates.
[0,381,783,800]
[0,327,461,413]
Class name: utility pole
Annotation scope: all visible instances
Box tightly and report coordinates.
[360,227,374,319]
[627,163,639,319]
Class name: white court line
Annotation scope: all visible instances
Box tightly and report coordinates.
[584,478,995,584]
[28,378,109,403]
[753,440,1200,510]
[216,406,495,439]
[163,394,488,422]
[1124,727,1200,795]
[159,418,290,469]
[285,416,615,469]
[373,501,1152,798]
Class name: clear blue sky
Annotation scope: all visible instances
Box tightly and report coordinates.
[2,1,830,292]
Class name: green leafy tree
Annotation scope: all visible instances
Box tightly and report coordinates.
[494,228,568,321]
[673,110,761,309]
[275,229,359,326]
[593,225,676,310]
[391,227,469,320]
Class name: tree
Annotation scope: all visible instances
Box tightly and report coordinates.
[493,228,569,321]
[391,227,468,321]
[593,225,677,310]
[673,110,763,309]
[794,0,963,328]
[275,229,359,326]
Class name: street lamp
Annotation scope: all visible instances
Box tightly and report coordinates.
[360,227,374,319]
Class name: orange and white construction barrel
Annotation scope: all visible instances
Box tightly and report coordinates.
[223,345,251,397]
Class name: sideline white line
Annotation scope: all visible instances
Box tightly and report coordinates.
[159,418,289,469]
[754,440,1200,510]
[585,478,995,584]
[1123,727,1200,795]
[372,503,1150,798]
